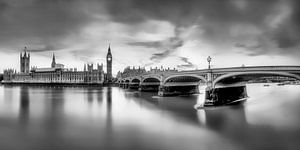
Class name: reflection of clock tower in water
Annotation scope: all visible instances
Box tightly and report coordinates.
[106,45,112,82]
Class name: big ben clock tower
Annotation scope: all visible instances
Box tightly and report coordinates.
[106,44,112,82]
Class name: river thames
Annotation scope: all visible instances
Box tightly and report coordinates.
[0,84,300,150]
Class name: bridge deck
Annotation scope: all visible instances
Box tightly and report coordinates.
[141,82,160,85]
[164,82,199,86]
[118,66,300,84]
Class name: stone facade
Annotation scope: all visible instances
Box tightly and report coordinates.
[3,65,105,84]
[20,48,30,73]
[106,45,112,82]
[2,46,110,84]
[117,66,178,79]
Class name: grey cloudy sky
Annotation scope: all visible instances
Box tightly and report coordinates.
[0,0,300,74]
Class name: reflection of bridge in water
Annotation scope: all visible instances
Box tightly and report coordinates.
[0,74,3,82]
[117,66,300,106]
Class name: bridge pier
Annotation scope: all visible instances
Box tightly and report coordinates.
[139,84,160,92]
[119,83,123,88]
[129,83,140,89]
[200,85,248,106]
[158,85,200,96]
[124,83,129,89]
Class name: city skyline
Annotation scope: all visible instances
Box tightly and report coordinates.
[1,1,300,149]
[1,0,300,75]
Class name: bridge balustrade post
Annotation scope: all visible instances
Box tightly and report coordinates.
[158,75,165,96]
[203,71,215,104]
[138,76,143,91]
[206,72,213,84]
[195,84,209,108]
[158,85,165,96]
[206,71,213,90]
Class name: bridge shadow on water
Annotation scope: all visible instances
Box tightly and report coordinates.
[123,86,300,150]
[130,91,200,125]
[123,88,249,127]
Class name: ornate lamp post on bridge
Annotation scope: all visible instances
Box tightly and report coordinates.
[206,56,213,86]
[207,56,212,69]
[205,56,214,104]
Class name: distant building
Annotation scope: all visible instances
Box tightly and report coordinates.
[2,45,114,84]
[55,63,64,69]
[20,47,30,73]
[106,45,112,82]
[117,66,178,79]
[51,53,56,68]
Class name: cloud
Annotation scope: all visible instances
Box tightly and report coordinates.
[150,50,172,62]
[24,44,63,53]
[0,0,94,52]
[128,36,183,49]
[105,0,300,56]
[129,33,184,64]
[177,57,196,69]
[271,25,300,48]
[1,0,300,73]
[235,43,262,50]
[128,41,162,49]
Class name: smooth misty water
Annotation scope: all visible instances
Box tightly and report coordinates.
[0,84,300,150]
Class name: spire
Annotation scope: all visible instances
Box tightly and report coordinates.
[51,52,56,68]
[23,46,27,57]
[52,53,55,61]
[108,43,111,54]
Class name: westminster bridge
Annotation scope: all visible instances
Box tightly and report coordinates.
[117,66,300,106]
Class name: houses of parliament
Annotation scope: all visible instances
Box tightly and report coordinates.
[2,45,113,84]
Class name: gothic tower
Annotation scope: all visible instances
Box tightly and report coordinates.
[20,47,30,73]
[51,53,56,68]
[106,44,112,81]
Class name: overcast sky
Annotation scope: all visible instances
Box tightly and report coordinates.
[0,0,300,75]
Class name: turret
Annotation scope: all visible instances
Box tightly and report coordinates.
[20,46,30,73]
[106,44,113,82]
[51,53,56,68]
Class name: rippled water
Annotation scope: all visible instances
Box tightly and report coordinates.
[0,84,300,150]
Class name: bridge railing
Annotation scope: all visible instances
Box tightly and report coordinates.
[118,66,300,81]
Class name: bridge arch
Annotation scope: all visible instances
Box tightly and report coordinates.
[141,77,161,83]
[131,78,141,83]
[213,71,300,87]
[163,74,207,85]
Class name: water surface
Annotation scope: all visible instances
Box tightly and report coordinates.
[0,84,300,150]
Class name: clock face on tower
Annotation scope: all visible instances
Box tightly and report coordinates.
[108,57,111,61]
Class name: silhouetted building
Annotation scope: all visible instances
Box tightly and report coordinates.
[20,47,30,73]
[3,48,108,84]
[117,66,178,79]
[2,45,115,84]
[106,45,112,82]
[51,53,56,68]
